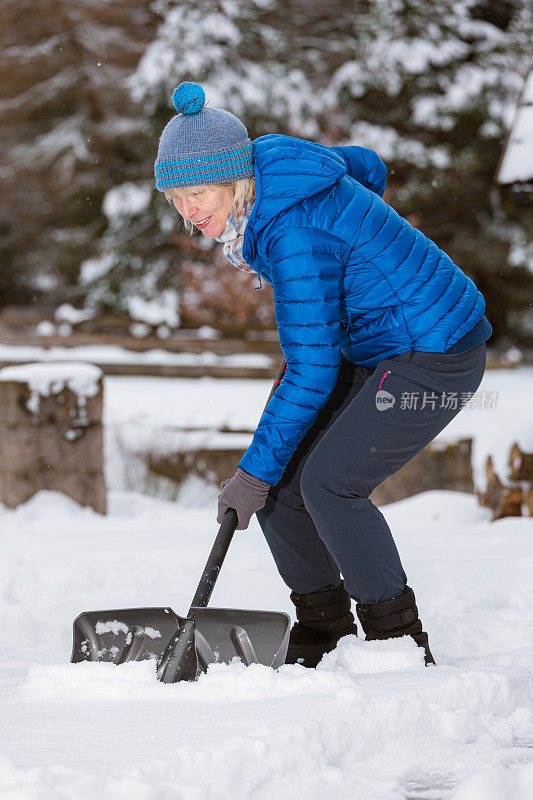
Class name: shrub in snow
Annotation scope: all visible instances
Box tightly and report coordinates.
[180,254,275,331]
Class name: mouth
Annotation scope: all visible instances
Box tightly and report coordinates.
[195,216,211,229]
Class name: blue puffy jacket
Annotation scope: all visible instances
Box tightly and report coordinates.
[238,134,489,485]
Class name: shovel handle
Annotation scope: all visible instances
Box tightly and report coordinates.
[188,359,286,613]
[188,508,238,612]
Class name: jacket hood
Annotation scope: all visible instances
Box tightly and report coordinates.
[247,135,348,238]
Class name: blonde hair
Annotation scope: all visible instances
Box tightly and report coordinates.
[164,177,256,235]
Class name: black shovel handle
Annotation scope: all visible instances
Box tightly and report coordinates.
[188,507,238,613]
[188,357,287,614]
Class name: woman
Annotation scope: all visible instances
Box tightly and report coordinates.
[155,82,492,668]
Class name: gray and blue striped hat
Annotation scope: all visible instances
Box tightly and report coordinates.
[154,82,254,191]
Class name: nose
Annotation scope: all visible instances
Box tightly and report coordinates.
[180,196,198,219]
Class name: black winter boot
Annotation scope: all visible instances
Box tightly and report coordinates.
[285,582,357,668]
[356,585,435,665]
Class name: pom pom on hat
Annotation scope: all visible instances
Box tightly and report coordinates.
[172,82,205,115]
[155,82,254,191]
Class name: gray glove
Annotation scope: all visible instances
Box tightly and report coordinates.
[217,468,270,530]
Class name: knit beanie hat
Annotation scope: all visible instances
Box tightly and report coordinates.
[154,82,254,192]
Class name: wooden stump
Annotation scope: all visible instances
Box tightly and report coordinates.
[369,437,474,506]
[477,456,522,521]
[147,434,475,507]
[508,442,533,481]
[0,363,106,513]
[149,447,242,488]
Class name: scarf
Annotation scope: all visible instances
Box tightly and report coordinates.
[215,199,254,273]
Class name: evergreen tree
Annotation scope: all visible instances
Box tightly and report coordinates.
[326,0,533,345]
[0,0,157,306]
[84,0,532,341]
[77,0,329,323]
[10,0,528,341]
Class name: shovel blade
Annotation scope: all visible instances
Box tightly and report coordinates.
[71,606,290,681]
[71,607,186,668]
[190,608,290,671]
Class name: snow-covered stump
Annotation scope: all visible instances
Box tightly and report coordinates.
[0,363,106,513]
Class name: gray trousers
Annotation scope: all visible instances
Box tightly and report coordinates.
[256,344,487,605]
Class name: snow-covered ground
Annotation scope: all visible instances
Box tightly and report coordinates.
[1,490,532,799]
[1,365,532,799]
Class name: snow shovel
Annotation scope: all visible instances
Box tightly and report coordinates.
[71,508,290,681]
[72,357,290,681]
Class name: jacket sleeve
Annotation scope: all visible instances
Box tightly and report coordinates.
[332,146,387,198]
[238,228,343,485]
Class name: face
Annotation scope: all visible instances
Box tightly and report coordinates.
[171,185,232,238]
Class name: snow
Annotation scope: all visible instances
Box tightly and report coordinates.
[131,3,322,138]
[92,620,161,639]
[0,361,102,418]
[127,288,180,327]
[0,342,273,369]
[412,64,504,131]
[10,116,89,173]
[54,303,96,325]
[94,620,130,636]
[0,361,101,397]
[129,321,152,338]
[0,360,532,797]
[197,325,222,339]
[0,487,532,799]
[102,182,153,222]
[34,319,56,337]
[79,252,116,284]
[104,375,265,430]
[345,121,451,168]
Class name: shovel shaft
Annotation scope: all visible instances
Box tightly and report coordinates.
[187,360,286,614]
[158,619,198,683]
[188,507,238,613]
